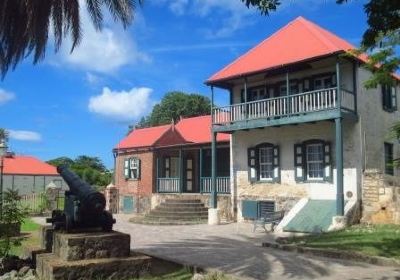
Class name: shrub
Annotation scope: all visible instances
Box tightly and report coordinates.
[0,190,29,257]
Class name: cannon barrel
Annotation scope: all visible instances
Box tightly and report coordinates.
[57,165,106,214]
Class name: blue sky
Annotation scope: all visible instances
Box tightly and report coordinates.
[0,0,368,168]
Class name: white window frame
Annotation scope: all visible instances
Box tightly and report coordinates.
[259,146,274,181]
[305,143,324,180]
[129,157,140,179]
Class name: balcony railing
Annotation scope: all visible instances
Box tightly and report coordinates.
[157,178,180,193]
[212,88,355,125]
[200,177,230,194]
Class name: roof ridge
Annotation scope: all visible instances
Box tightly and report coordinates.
[207,17,303,82]
[299,17,343,51]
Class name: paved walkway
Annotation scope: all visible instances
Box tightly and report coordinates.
[34,215,400,280]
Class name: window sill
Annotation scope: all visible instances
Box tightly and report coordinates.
[125,178,140,181]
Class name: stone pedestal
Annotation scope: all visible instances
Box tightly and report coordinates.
[328,216,347,231]
[35,229,151,280]
[208,208,220,225]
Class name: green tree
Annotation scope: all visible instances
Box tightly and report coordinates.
[0,0,141,77]
[135,92,211,129]
[0,129,8,144]
[0,190,28,258]
[47,155,111,189]
[46,157,74,168]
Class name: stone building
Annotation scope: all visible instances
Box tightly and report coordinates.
[113,115,230,214]
[205,17,400,231]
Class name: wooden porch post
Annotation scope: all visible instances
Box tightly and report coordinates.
[336,58,341,108]
[211,86,214,123]
[286,70,290,114]
[335,56,344,216]
[199,148,203,193]
[179,149,183,193]
[156,156,159,193]
[211,132,217,208]
[335,117,344,216]
[244,78,248,118]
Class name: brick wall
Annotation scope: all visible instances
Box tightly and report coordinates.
[115,150,154,212]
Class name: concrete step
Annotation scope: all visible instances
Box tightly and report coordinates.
[164,199,202,204]
[160,202,206,208]
[134,219,208,226]
[155,206,208,212]
[143,215,208,221]
[150,210,208,216]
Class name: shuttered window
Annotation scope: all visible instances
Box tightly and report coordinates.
[382,84,397,112]
[124,157,141,180]
[384,142,394,175]
[248,143,280,183]
[294,140,332,183]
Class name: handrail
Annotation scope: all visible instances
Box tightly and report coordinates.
[212,87,356,125]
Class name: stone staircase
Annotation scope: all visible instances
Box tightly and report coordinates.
[131,199,209,225]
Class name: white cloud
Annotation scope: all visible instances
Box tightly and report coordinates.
[56,4,150,73]
[85,72,100,85]
[0,89,15,105]
[8,130,42,142]
[88,87,154,121]
[170,0,189,15]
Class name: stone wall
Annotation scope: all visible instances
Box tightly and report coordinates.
[362,170,400,224]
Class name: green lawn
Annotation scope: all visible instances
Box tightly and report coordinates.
[9,218,41,256]
[284,224,400,259]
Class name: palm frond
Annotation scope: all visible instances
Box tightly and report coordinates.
[0,0,141,78]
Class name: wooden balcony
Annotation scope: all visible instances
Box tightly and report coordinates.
[212,87,357,132]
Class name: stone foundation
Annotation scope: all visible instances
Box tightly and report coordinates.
[52,231,130,261]
[35,228,151,280]
[362,170,400,224]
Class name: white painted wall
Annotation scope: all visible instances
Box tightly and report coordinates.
[2,175,66,195]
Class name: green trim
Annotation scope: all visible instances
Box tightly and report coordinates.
[213,109,343,132]
[211,132,217,208]
[156,157,159,192]
[335,117,344,216]
[199,148,203,193]
[179,149,183,193]
[353,61,358,113]
[336,59,341,109]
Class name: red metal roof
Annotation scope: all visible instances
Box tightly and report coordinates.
[115,124,171,149]
[207,16,360,83]
[3,155,59,175]
[175,115,230,144]
[115,115,229,150]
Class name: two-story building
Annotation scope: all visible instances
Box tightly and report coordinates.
[206,17,399,231]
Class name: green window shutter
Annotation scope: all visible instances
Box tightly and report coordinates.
[242,200,258,219]
[391,86,397,111]
[273,145,280,183]
[294,144,305,182]
[323,142,332,182]
[247,147,258,183]
[137,159,141,179]
[382,84,390,111]
[124,158,130,179]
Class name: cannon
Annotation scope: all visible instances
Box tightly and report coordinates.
[46,165,115,232]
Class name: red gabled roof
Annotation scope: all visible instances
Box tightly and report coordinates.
[3,155,59,175]
[115,124,171,149]
[207,16,362,83]
[115,115,230,150]
[176,115,230,144]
